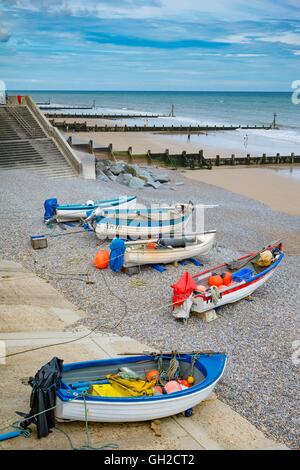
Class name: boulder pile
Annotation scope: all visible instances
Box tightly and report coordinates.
[96,160,172,190]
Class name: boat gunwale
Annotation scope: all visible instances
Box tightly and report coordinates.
[57,353,227,403]
[56,195,136,211]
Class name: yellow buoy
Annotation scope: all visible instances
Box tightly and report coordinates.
[187,375,195,385]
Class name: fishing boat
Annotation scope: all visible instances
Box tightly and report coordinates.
[55,195,136,221]
[93,206,193,239]
[122,230,216,267]
[55,353,227,423]
[171,241,284,319]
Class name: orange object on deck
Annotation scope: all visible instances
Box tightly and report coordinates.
[221,271,232,286]
[208,273,223,287]
[94,250,109,269]
[146,369,160,382]
[146,242,157,250]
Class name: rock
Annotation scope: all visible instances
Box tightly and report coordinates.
[116,173,133,186]
[105,170,117,181]
[130,164,153,182]
[154,174,170,183]
[97,170,109,182]
[175,181,184,186]
[123,165,138,177]
[128,176,145,189]
[150,420,161,437]
[96,160,110,172]
[146,180,161,189]
[110,162,125,175]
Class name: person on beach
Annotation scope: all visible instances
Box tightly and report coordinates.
[188,134,191,142]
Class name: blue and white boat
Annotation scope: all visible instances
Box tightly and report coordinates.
[93,204,193,239]
[55,195,136,221]
[55,353,227,422]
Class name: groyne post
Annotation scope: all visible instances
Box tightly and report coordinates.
[88,140,93,154]
[147,150,152,165]
[165,148,170,164]
[216,155,220,166]
[231,154,235,166]
[108,143,116,162]
[128,146,134,163]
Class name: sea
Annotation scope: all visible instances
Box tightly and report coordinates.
[11,90,300,157]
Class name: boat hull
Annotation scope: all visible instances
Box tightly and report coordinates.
[56,196,136,221]
[192,268,277,313]
[55,381,217,422]
[95,217,190,239]
[55,353,226,423]
[123,232,216,267]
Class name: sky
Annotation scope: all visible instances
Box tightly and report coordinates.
[0,0,300,91]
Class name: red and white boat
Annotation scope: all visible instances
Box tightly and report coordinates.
[171,241,284,319]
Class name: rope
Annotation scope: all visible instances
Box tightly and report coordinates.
[0,391,119,451]
[210,285,221,304]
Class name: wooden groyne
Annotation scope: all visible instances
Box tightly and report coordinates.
[111,147,299,168]
[65,137,299,168]
[47,113,165,119]
[50,120,275,132]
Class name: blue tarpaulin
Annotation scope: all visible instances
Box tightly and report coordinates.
[109,238,126,272]
[44,198,58,222]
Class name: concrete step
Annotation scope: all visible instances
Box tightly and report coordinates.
[0,106,76,177]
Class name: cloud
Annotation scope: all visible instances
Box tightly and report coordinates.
[0,27,11,42]
[224,53,267,57]
[258,31,300,46]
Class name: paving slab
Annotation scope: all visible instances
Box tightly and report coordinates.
[0,259,83,332]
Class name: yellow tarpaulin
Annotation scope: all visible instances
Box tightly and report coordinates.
[89,375,156,397]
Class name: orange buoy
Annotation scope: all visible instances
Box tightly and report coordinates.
[208,273,223,287]
[146,242,157,250]
[93,250,109,269]
[221,271,232,286]
[146,369,160,382]
[179,379,190,388]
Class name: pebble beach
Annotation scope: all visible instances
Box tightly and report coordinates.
[0,168,299,448]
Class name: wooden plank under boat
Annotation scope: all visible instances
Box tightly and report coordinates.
[55,195,137,221]
[55,353,227,422]
[172,241,284,318]
[123,230,216,267]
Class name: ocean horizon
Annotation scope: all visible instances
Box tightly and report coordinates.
[9,89,299,129]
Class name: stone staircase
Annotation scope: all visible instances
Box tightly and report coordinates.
[0,105,76,178]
